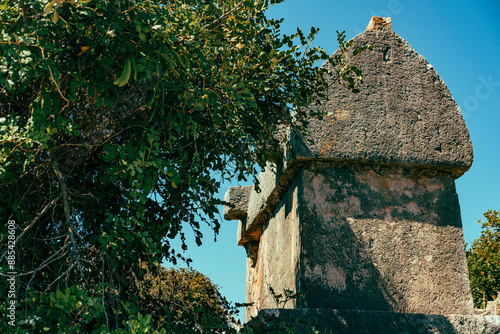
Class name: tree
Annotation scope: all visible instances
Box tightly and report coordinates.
[466,210,500,308]
[0,264,239,333]
[135,265,240,333]
[0,0,366,331]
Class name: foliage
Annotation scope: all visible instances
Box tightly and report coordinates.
[0,0,367,330]
[134,265,239,333]
[0,266,236,333]
[466,210,500,308]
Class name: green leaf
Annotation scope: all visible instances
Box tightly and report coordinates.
[124,233,133,243]
[103,149,116,162]
[142,314,152,326]
[113,58,132,86]
[2,2,369,325]
[44,1,54,15]
[52,11,59,24]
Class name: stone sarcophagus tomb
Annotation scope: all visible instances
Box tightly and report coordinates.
[224,17,478,324]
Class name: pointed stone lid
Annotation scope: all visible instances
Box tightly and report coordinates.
[294,17,473,178]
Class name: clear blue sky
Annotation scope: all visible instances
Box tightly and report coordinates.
[167,0,500,321]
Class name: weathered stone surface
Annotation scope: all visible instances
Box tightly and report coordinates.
[293,17,473,178]
[224,161,306,249]
[223,17,477,324]
[298,162,474,315]
[244,172,301,320]
[223,185,253,221]
[248,309,500,334]
[485,295,500,315]
[239,162,474,320]
[245,164,279,229]
[226,163,281,246]
[366,16,392,31]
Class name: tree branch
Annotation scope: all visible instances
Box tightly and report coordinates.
[0,193,62,264]
[52,161,85,282]
[205,0,244,29]
[41,48,70,112]
[47,64,70,112]
[25,236,70,293]
[45,263,75,292]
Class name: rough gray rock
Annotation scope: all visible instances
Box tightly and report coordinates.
[247,309,500,334]
[293,17,473,178]
[297,162,474,315]
[223,17,478,324]
[223,185,253,221]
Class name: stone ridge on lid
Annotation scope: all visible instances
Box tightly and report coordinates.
[293,18,473,178]
[366,16,392,31]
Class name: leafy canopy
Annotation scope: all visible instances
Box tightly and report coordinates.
[467,210,500,309]
[135,265,240,333]
[0,0,366,331]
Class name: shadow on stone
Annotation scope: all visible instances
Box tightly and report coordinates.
[246,309,500,334]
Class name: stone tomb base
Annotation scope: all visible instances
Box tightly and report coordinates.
[247,309,500,334]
